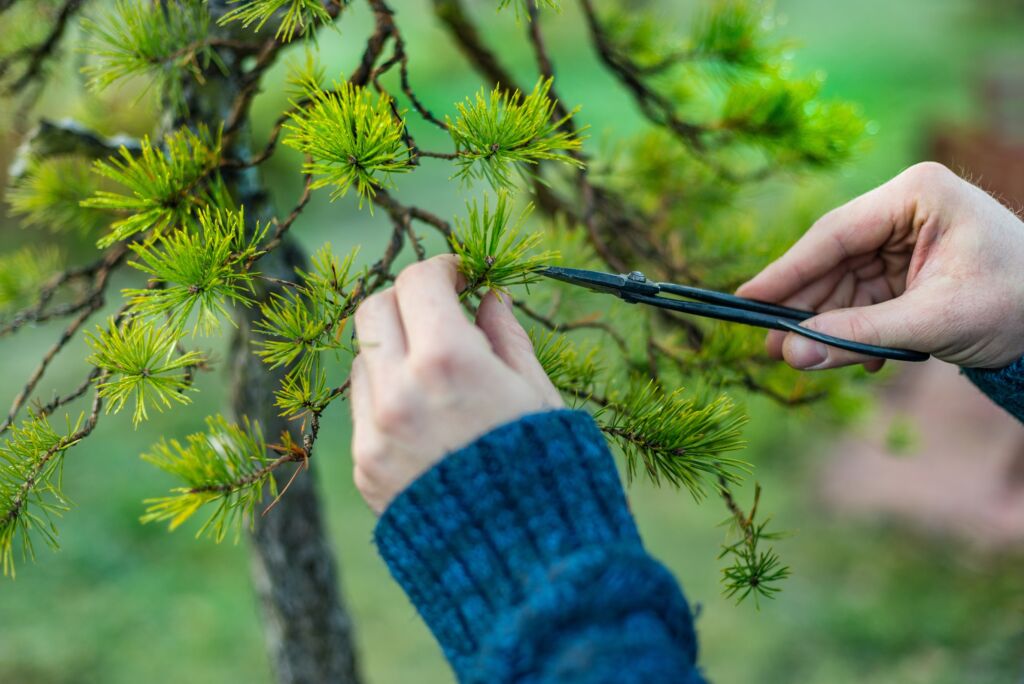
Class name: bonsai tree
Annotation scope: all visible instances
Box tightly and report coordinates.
[0,0,866,681]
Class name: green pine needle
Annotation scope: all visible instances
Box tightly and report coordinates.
[720,518,791,606]
[219,0,334,42]
[83,125,224,248]
[275,367,332,419]
[7,156,112,236]
[254,244,359,375]
[0,413,84,577]
[283,72,412,209]
[447,77,585,189]
[720,75,867,165]
[0,246,63,317]
[86,318,205,426]
[497,0,561,19]
[140,414,278,542]
[123,207,265,336]
[81,0,223,109]
[599,380,749,498]
[450,192,557,292]
[254,291,333,373]
[691,0,776,68]
[531,330,600,398]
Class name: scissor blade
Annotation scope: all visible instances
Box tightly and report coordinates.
[539,266,629,295]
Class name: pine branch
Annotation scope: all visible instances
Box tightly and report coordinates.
[282,67,413,208]
[450,192,557,292]
[140,414,304,542]
[598,379,749,498]
[218,0,334,42]
[717,481,790,606]
[254,244,359,376]
[447,77,584,189]
[83,125,224,247]
[81,0,226,110]
[85,317,205,426]
[124,207,265,336]
[0,412,85,576]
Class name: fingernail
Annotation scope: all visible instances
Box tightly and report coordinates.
[496,290,514,309]
[788,336,829,369]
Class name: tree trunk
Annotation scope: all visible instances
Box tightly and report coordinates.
[230,274,360,684]
[172,3,362,681]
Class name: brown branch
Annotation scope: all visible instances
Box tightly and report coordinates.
[577,0,705,148]
[430,0,521,96]
[0,243,130,339]
[514,300,630,354]
[1,0,83,95]
[0,381,105,531]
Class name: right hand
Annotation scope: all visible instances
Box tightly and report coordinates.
[736,162,1024,371]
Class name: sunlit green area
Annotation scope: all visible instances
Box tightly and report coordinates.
[1,1,1022,683]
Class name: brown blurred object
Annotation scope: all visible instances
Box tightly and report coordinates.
[820,67,1024,546]
[822,360,1024,547]
[928,62,1024,212]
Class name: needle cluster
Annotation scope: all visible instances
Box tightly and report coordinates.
[83,126,224,247]
[124,207,265,336]
[447,77,584,188]
[219,0,333,42]
[451,192,556,292]
[283,71,412,208]
[86,317,205,426]
[0,413,83,577]
[82,0,223,110]
[140,414,279,542]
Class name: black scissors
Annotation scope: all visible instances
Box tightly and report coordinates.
[540,266,929,363]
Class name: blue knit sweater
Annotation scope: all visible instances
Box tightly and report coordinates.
[375,357,1024,683]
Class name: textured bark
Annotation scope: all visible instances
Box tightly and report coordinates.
[230,277,360,684]
[174,3,361,682]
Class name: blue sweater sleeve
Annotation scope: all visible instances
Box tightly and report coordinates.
[374,409,705,684]
[963,355,1024,423]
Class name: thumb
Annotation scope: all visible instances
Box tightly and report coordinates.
[782,295,923,370]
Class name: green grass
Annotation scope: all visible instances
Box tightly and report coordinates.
[2,0,1023,682]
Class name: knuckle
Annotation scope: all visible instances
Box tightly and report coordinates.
[355,289,392,326]
[902,161,957,191]
[394,260,430,290]
[374,392,416,430]
[408,346,468,384]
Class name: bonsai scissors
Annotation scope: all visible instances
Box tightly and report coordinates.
[540,266,929,363]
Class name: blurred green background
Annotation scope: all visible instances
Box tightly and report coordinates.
[2,1,1023,682]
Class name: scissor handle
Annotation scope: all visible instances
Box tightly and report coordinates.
[623,292,929,363]
[773,319,929,362]
[657,282,814,321]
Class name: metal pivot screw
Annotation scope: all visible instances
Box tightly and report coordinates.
[627,271,646,283]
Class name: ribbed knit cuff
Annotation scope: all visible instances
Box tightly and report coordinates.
[963,354,1024,423]
[373,409,645,671]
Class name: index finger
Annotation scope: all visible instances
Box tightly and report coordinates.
[393,254,480,352]
[737,174,913,303]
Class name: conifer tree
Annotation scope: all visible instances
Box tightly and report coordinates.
[0,0,869,681]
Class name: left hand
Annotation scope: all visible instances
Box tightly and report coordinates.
[349,255,563,514]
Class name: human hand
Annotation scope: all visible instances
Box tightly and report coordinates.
[737,162,1024,371]
[349,255,562,514]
